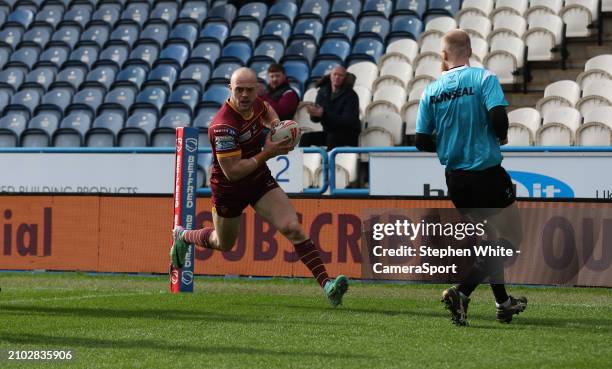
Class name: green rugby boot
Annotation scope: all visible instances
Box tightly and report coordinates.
[170,226,189,268]
[324,275,349,307]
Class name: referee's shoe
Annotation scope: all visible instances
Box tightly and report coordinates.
[441,286,470,326]
[496,295,528,323]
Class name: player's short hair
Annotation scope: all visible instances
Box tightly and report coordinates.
[267,64,285,74]
[442,29,472,58]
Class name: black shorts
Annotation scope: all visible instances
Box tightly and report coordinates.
[445,165,515,213]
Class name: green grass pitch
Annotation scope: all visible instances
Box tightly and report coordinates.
[1,272,611,369]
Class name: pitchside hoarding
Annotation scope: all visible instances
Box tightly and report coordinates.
[370,152,612,199]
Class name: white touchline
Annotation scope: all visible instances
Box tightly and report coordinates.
[1,291,161,305]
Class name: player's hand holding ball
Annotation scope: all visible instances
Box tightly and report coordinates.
[271,120,301,149]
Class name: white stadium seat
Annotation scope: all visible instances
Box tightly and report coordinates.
[294,103,322,133]
[576,106,612,146]
[302,87,318,103]
[459,14,492,40]
[371,75,406,112]
[333,153,360,189]
[379,53,414,86]
[470,36,488,63]
[490,0,528,22]
[347,61,378,91]
[302,153,322,188]
[488,14,527,44]
[424,16,457,34]
[507,108,542,146]
[560,0,598,37]
[414,52,442,79]
[536,80,581,116]
[526,0,564,20]
[576,54,612,90]
[576,79,612,117]
[483,35,525,84]
[457,0,495,19]
[523,14,564,61]
[536,107,582,146]
[419,30,444,54]
[353,85,372,119]
[385,39,419,64]
[361,108,404,146]
[407,76,435,102]
[401,101,420,136]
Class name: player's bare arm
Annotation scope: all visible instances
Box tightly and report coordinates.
[262,100,281,128]
[217,134,292,182]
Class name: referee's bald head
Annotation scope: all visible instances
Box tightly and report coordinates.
[442,29,472,60]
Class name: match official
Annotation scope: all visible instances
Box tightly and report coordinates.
[415,30,527,326]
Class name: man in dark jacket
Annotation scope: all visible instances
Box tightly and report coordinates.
[259,64,299,121]
[301,66,361,149]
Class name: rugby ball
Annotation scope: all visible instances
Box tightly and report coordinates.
[271,120,301,148]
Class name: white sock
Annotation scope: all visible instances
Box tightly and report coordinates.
[496,298,511,308]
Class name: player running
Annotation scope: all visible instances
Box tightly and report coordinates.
[415,30,527,326]
[170,67,348,307]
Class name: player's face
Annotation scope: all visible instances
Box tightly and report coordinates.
[230,80,258,112]
[267,72,285,89]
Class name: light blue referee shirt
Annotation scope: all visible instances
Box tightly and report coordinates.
[416,66,509,171]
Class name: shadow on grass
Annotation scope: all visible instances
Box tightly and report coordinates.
[1,333,375,360]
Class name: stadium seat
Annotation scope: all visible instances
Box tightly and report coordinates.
[208,4,236,25]
[147,64,179,90]
[362,0,393,18]
[115,65,148,90]
[419,29,445,54]
[379,53,413,87]
[523,14,564,61]
[52,66,86,93]
[101,86,137,116]
[490,0,528,22]
[221,40,252,65]
[0,45,10,71]
[92,4,121,28]
[353,85,372,117]
[193,105,217,131]
[332,153,359,189]
[0,26,23,50]
[268,2,298,23]
[253,39,285,63]
[0,113,27,147]
[152,110,192,147]
[459,14,492,40]
[348,37,384,64]
[395,0,428,19]
[300,0,330,21]
[284,37,318,66]
[53,112,92,147]
[282,59,310,92]
[526,0,564,20]
[386,39,419,64]
[98,44,129,69]
[21,113,59,147]
[35,5,64,28]
[294,102,322,133]
[358,15,390,42]
[575,79,612,117]
[292,16,324,44]
[317,38,351,62]
[109,22,140,48]
[63,4,93,29]
[169,21,199,47]
[371,76,406,113]
[238,2,268,25]
[0,67,24,93]
[128,43,159,68]
[212,61,242,82]
[414,52,442,79]
[576,106,612,146]
[159,43,190,68]
[192,41,222,66]
[483,36,525,85]
[201,84,230,106]
[9,45,40,71]
[457,0,495,19]
[248,57,273,81]
[302,152,321,188]
[118,110,158,147]
[488,14,527,46]
[23,24,53,49]
[138,22,169,47]
[347,61,378,90]
[7,8,34,29]
[85,66,116,91]
[407,76,435,102]
[302,87,318,103]
[179,61,211,90]
[324,15,356,44]
[133,86,168,115]
[166,85,200,115]
[330,0,361,20]
[40,44,70,69]
[536,80,581,117]
[36,88,73,116]
[469,36,488,63]
[388,14,422,42]
[24,67,56,93]
[68,86,105,116]
[507,107,542,146]
[81,23,111,48]
[425,0,462,20]
[7,88,41,119]
[231,18,261,46]
[0,90,9,112]
[151,2,179,24]
[86,112,125,147]
[179,1,209,25]
[536,107,582,146]
[309,59,340,84]
[360,110,402,147]
[121,3,149,27]
[576,54,612,90]
[261,19,292,45]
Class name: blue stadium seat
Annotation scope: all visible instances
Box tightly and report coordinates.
[253,38,285,63]
[68,86,106,116]
[52,65,86,92]
[425,0,461,20]
[0,26,23,50]
[299,0,330,21]
[21,113,59,147]
[358,15,390,42]
[97,43,129,68]
[348,37,384,64]
[388,14,423,42]
[201,83,230,106]
[292,16,324,44]
[7,8,35,29]
[52,25,81,50]
[146,64,179,90]
[86,111,125,147]
[395,0,428,18]
[101,86,137,115]
[193,105,217,130]
[0,90,10,112]
[309,59,341,83]
[179,60,211,89]
[22,24,53,49]
[24,66,56,92]
[85,66,117,90]
[362,0,393,17]
[238,2,268,25]
[128,43,159,68]
[150,2,178,25]
[133,85,168,114]
[114,65,148,90]
[63,4,93,29]
[178,1,208,25]
[159,43,190,67]
[331,0,362,20]
[68,45,100,69]
[35,5,64,28]
[199,21,229,46]
[0,113,27,147]
[140,22,169,47]
[0,44,10,70]
[268,1,298,23]
[8,88,41,118]
[110,22,140,47]
[317,38,351,62]
[8,45,40,71]
[282,59,309,93]
[221,40,252,65]
[53,112,92,147]
[152,108,193,146]
[284,37,318,66]
[118,111,157,147]
[166,84,200,115]
[261,19,292,45]
[248,56,274,81]
[80,24,111,48]
[92,4,121,28]
[324,14,357,42]
[168,21,199,47]
[230,18,261,46]
[212,61,242,82]
[0,67,24,92]
[207,4,236,25]
[192,41,221,66]
[40,45,70,68]
[120,3,149,27]
[36,88,72,116]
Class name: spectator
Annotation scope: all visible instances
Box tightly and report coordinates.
[300,66,361,150]
[259,64,299,121]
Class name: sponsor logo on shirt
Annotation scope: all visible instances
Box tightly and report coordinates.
[215,135,237,151]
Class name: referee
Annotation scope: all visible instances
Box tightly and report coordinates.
[415,29,527,326]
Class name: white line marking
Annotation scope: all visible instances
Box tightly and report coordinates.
[1,291,161,305]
